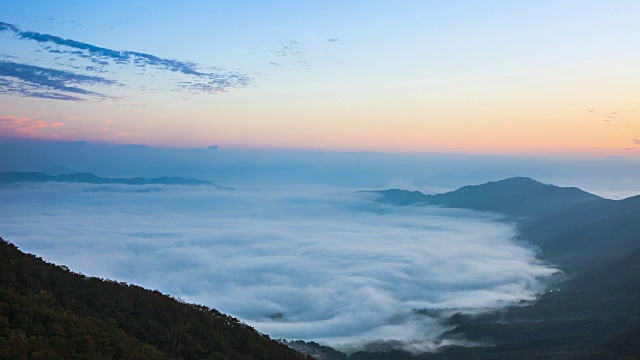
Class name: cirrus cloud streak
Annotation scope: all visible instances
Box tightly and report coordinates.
[0,21,252,101]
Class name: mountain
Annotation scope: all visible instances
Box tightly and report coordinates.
[353,178,640,359]
[350,249,640,359]
[435,248,640,359]
[0,171,233,189]
[520,195,640,274]
[370,177,602,219]
[428,177,602,218]
[372,177,640,275]
[0,237,309,359]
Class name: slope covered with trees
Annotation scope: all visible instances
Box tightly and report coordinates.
[520,194,640,274]
[0,237,308,360]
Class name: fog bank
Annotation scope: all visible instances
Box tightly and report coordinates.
[0,183,557,350]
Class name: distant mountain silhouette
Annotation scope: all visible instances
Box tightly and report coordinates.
[0,171,233,189]
[370,177,602,219]
[0,237,308,359]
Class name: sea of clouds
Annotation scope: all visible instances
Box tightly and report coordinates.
[0,183,558,351]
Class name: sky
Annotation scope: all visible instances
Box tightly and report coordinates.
[1,0,639,155]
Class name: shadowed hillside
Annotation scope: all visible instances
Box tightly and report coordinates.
[349,235,640,359]
[370,177,601,219]
[0,237,308,360]
[520,194,640,274]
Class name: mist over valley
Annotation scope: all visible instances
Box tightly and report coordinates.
[0,180,559,351]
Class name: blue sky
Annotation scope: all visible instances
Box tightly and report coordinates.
[1,1,639,154]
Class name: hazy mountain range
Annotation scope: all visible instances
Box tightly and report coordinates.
[2,176,639,359]
[4,137,640,193]
[0,171,232,189]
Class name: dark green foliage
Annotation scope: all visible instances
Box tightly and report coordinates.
[0,237,309,359]
[585,324,640,359]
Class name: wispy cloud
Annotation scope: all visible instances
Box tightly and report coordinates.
[274,41,307,57]
[0,21,252,101]
[632,139,640,145]
[0,60,117,100]
[266,41,310,68]
[0,114,64,137]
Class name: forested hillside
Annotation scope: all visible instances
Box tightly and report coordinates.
[520,194,640,274]
[0,237,308,360]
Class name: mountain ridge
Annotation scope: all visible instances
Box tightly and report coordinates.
[0,171,233,189]
[368,176,603,219]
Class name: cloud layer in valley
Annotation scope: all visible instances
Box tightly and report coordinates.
[0,183,557,350]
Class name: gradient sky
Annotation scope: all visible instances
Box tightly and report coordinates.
[1,0,639,155]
